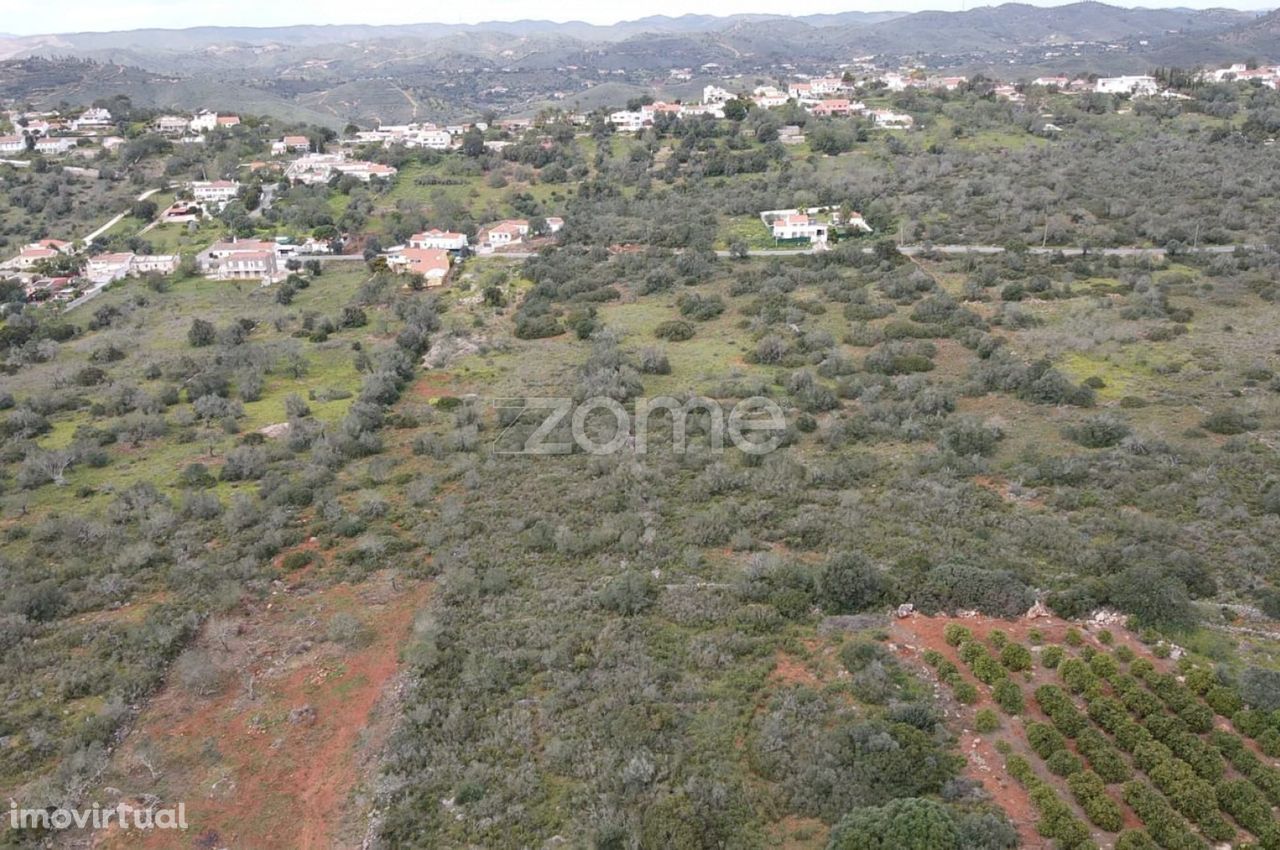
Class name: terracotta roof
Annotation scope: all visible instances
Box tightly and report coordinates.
[399,248,450,275]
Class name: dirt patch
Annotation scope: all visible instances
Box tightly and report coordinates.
[972,474,1047,509]
[78,572,429,850]
[769,650,823,688]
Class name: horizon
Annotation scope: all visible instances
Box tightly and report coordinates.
[3,0,1274,38]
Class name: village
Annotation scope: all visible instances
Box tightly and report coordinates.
[1,56,1275,304]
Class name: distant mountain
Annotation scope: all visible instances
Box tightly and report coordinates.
[1149,7,1280,64]
[816,2,1257,56]
[1,4,1261,69]
[0,3,1271,127]
[3,11,906,54]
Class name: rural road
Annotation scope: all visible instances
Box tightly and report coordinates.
[63,187,169,312]
[80,186,166,245]
[64,235,1257,313]
[448,244,1253,261]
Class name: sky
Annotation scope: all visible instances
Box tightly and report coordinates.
[1,0,1273,35]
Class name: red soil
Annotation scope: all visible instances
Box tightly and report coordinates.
[89,572,429,850]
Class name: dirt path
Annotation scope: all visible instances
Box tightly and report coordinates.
[79,570,429,850]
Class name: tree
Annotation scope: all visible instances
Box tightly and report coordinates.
[818,552,888,613]
[187,318,216,347]
[722,98,750,121]
[461,128,485,157]
[131,199,157,221]
[18,449,74,487]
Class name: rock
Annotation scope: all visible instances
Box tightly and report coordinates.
[288,704,316,725]
[896,603,915,618]
[1024,600,1052,619]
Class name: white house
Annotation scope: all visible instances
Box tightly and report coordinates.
[1095,75,1159,96]
[154,115,190,135]
[285,153,397,184]
[130,254,180,275]
[408,229,468,251]
[190,180,241,207]
[407,129,453,150]
[752,87,788,109]
[479,219,530,249]
[610,110,648,132]
[880,72,911,91]
[271,135,311,155]
[71,108,113,131]
[33,137,77,155]
[86,252,135,282]
[770,213,828,244]
[788,82,814,101]
[196,239,281,281]
[0,135,26,154]
[190,111,241,132]
[808,77,844,95]
[869,109,914,129]
[703,85,733,104]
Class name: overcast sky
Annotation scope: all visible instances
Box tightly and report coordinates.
[2,0,1273,35]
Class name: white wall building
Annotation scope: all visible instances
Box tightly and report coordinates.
[190,180,241,207]
[1095,75,1159,96]
[409,229,469,251]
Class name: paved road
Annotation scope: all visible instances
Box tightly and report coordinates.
[454,244,1254,261]
[62,235,1261,314]
[81,187,165,245]
[711,244,1252,258]
[63,187,169,312]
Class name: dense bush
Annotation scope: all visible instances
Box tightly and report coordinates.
[912,564,1034,618]
[818,552,890,614]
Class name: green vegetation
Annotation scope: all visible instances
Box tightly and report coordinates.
[4,68,1280,849]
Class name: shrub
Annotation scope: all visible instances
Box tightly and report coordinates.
[326,611,372,648]
[654,320,695,341]
[943,623,972,647]
[1241,666,1280,711]
[1114,830,1160,850]
[818,552,889,614]
[1059,658,1097,694]
[1046,749,1083,777]
[974,709,1000,733]
[1075,728,1131,783]
[913,564,1034,618]
[827,797,962,850]
[1000,643,1032,672]
[597,572,656,615]
[954,682,979,705]
[1201,408,1258,435]
[1041,645,1065,669]
[938,418,1002,457]
[1067,770,1123,832]
[1088,653,1118,680]
[993,679,1025,714]
[1027,722,1066,759]
[1122,782,1207,850]
[1064,414,1131,448]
